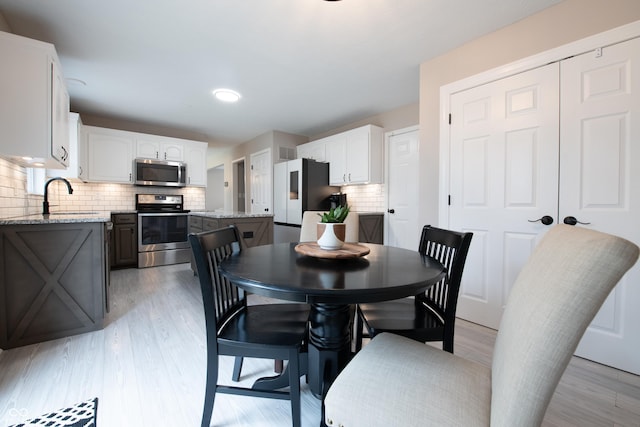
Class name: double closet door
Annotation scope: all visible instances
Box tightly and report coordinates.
[448,37,640,374]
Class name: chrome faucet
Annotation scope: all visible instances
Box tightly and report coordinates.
[43,177,74,215]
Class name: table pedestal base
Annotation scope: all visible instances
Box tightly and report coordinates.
[307,303,352,398]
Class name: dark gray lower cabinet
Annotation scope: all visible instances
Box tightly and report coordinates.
[359,213,384,244]
[189,215,273,249]
[0,222,106,349]
[111,213,137,268]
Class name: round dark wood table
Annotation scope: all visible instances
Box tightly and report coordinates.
[219,242,446,398]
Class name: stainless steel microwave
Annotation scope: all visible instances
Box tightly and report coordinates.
[134,158,187,187]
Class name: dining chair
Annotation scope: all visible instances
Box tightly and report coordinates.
[324,224,639,427]
[189,225,310,427]
[299,210,359,242]
[354,225,472,353]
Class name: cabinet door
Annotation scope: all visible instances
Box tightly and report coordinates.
[345,128,369,183]
[86,127,134,183]
[136,138,184,161]
[184,141,207,186]
[326,135,347,185]
[51,59,70,167]
[136,139,160,159]
[297,140,326,162]
[113,224,137,267]
[49,112,81,180]
[162,141,184,161]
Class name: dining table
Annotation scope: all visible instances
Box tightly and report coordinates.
[218,242,446,399]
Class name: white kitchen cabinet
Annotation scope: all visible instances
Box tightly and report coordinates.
[184,141,208,186]
[0,31,70,169]
[84,126,134,183]
[48,113,82,180]
[325,125,383,185]
[296,139,327,162]
[136,136,184,161]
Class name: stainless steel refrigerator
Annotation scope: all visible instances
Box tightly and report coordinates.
[273,158,339,242]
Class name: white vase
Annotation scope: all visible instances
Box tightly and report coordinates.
[317,223,345,250]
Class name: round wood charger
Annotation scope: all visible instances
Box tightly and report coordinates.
[294,242,370,259]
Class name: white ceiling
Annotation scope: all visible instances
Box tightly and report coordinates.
[0,0,562,146]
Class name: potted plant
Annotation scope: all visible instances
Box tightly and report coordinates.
[317,204,350,250]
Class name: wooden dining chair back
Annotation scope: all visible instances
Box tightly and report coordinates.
[326,225,639,427]
[355,225,472,353]
[189,225,309,427]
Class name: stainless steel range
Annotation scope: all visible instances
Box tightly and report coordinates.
[136,194,190,268]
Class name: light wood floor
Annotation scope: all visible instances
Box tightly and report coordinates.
[0,263,638,427]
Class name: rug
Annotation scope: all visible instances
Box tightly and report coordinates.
[9,397,98,427]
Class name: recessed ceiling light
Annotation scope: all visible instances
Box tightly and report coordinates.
[212,89,241,103]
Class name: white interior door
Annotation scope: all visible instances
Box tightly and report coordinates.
[250,149,272,214]
[560,37,640,374]
[449,63,560,329]
[385,127,420,249]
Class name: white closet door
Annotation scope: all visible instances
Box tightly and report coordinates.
[560,37,640,374]
[449,63,560,329]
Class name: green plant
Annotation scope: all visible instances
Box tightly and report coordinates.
[318,204,350,223]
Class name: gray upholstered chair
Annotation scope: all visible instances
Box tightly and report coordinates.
[324,224,639,427]
[299,210,359,243]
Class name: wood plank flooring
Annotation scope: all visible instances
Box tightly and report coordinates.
[0,263,638,426]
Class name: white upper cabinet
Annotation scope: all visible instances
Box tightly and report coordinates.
[0,31,70,169]
[136,136,184,161]
[48,112,82,180]
[296,139,327,162]
[84,126,134,183]
[324,124,383,185]
[184,141,208,186]
[82,125,206,186]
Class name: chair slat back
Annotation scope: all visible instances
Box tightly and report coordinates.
[417,225,472,321]
[491,225,639,427]
[189,226,245,350]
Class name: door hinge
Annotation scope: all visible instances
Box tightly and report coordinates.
[448,114,452,125]
[448,195,451,205]
[251,164,254,170]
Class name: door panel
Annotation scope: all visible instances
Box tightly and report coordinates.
[560,37,640,374]
[250,149,272,214]
[385,129,419,249]
[450,63,560,329]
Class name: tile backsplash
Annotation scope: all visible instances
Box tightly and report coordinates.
[0,157,205,218]
[340,184,385,213]
[1,156,383,218]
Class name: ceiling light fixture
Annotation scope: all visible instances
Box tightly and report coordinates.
[212,89,241,103]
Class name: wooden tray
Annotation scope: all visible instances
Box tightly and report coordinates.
[295,243,370,259]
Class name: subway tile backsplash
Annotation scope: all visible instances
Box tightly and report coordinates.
[0,157,205,218]
[1,156,382,218]
[340,183,385,213]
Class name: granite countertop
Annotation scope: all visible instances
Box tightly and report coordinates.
[189,211,273,219]
[0,211,112,225]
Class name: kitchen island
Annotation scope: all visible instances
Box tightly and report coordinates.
[0,212,110,349]
[189,211,273,248]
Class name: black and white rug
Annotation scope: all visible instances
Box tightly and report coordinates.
[10,397,98,427]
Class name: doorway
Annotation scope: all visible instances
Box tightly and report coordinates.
[232,158,246,213]
[206,164,225,211]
